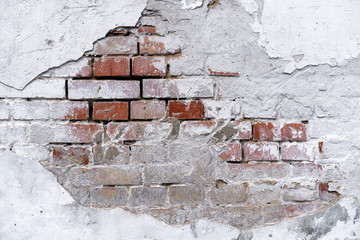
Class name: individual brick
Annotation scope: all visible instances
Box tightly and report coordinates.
[144,164,194,184]
[29,123,103,144]
[132,56,166,76]
[51,101,89,120]
[130,144,168,164]
[233,120,252,140]
[130,187,166,207]
[52,146,90,166]
[94,57,130,77]
[247,183,281,205]
[0,101,10,120]
[139,36,181,55]
[94,36,138,55]
[253,122,281,141]
[282,188,319,202]
[169,185,204,205]
[168,100,203,120]
[90,187,128,208]
[203,100,241,119]
[130,100,166,120]
[209,184,247,205]
[68,80,140,100]
[218,142,242,162]
[0,125,28,144]
[179,121,217,139]
[281,123,307,141]
[107,122,172,141]
[281,142,312,161]
[142,78,213,99]
[93,145,130,165]
[137,25,157,34]
[244,142,279,161]
[69,166,142,186]
[93,102,128,120]
[13,101,50,120]
[42,57,92,78]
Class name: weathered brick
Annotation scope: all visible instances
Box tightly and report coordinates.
[52,146,90,166]
[209,184,247,205]
[140,36,180,55]
[107,122,172,141]
[94,36,138,55]
[13,101,50,120]
[30,123,103,144]
[93,145,130,165]
[281,142,312,161]
[94,57,130,77]
[68,80,140,100]
[143,78,213,99]
[90,187,128,208]
[169,185,204,205]
[132,56,166,76]
[93,102,128,120]
[247,183,281,204]
[130,100,166,120]
[219,142,242,162]
[281,123,307,141]
[179,121,217,139]
[244,142,279,161]
[137,26,157,34]
[130,144,169,164]
[69,166,142,186]
[233,120,252,140]
[0,125,28,144]
[203,100,241,119]
[263,203,319,223]
[51,101,89,120]
[291,163,318,177]
[144,165,194,184]
[0,101,10,120]
[168,100,203,120]
[282,188,319,202]
[130,187,166,207]
[253,122,281,141]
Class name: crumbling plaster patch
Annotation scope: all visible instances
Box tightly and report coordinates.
[0,0,147,90]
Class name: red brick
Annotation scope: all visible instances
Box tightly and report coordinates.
[281,123,306,141]
[137,26,157,34]
[281,142,311,161]
[130,100,166,120]
[219,142,242,162]
[168,100,203,119]
[140,36,179,55]
[253,122,281,141]
[233,120,252,140]
[132,56,166,76]
[94,36,137,55]
[244,142,279,161]
[94,57,130,77]
[52,146,90,166]
[52,101,89,120]
[93,102,128,120]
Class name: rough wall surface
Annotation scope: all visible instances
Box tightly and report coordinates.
[1,0,360,239]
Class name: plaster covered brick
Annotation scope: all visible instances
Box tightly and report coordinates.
[130,144,169,164]
[93,102,128,120]
[253,122,281,141]
[93,145,130,165]
[169,185,204,205]
[282,188,319,202]
[218,142,242,162]
[52,146,90,167]
[130,187,166,207]
[42,57,92,78]
[281,142,312,161]
[143,78,213,99]
[281,123,307,141]
[209,184,247,205]
[94,57,130,77]
[130,100,166,120]
[13,101,50,120]
[68,80,140,100]
[179,121,217,139]
[94,36,138,55]
[132,56,166,76]
[140,35,181,55]
[0,125,28,145]
[0,101,10,120]
[244,142,280,161]
[144,165,194,184]
[233,120,253,140]
[168,100,203,119]
[51,101,89,120]
[203,100,241,119]
[90,187,128,208]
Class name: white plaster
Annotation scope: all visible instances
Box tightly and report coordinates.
[0,151,240,240]
[181,0,203,10]
[0,0,146,89]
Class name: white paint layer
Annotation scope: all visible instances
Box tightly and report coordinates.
[0,0,146,89]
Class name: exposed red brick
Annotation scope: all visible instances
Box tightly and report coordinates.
[208,68,240,76]
[253,122,281,141]
[244,142,279,161]
[139,36,179,55]
[281,143,311,161]
[68,123,103,143]
[137,26,157,34]
[168,100,203,120]
[52,101,89,120]
[233,120,252,140]
[94,36,137,55]
[93,102,128,120]
[219,142,242,162]
[132,56,166,76]
[319,182,329,192]
[130,100,166,120]
[281,123,306,141]
[94,57,130,77]
[52,146,90,166]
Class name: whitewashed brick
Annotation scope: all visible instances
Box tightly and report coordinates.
[13,101,51,120]
[203,100,241,119]
[0,125,28,144]
[0,101,10,120]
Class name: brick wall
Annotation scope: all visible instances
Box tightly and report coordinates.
[0,25,341,228]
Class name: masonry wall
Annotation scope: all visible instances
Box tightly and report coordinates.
[1,0,360,239]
